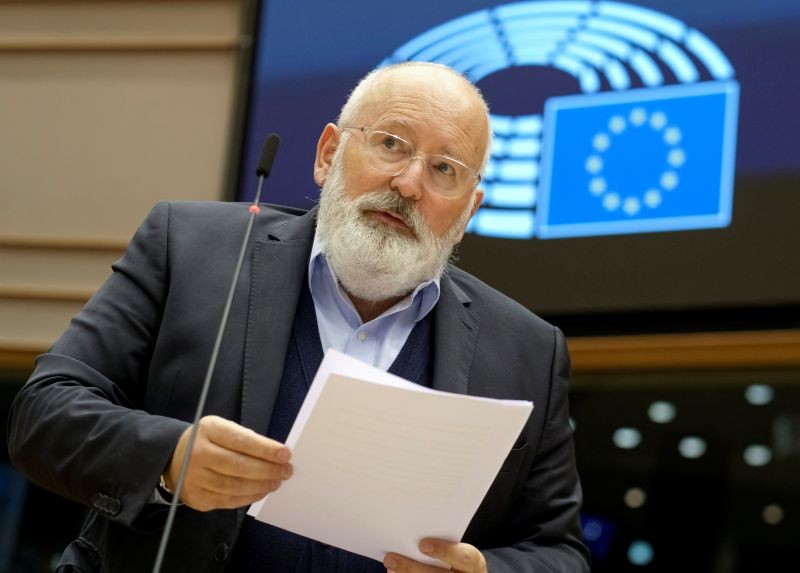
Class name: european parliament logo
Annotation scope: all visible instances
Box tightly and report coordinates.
[380,1,741,240]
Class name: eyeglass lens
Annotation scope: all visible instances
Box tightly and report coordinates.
[363,130,473,196]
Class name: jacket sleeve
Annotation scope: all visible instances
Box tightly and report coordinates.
[7,202,190,528]
[482,328,591,572]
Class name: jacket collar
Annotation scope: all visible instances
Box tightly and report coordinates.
[431,270,479,396]
[240,208,316,435]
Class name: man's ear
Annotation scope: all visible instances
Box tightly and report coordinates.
[470,187,484,218]
[314,123,340,188]
[454,188,485,243]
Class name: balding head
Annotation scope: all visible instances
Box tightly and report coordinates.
[337,62,492,173]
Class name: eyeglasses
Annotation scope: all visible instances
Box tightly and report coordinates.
[340,126,481,198]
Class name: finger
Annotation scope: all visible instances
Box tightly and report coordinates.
[197,438,293,481]
[383,553,448,573]
[201,416,291,463]
[419,539,487,573]
[195,470,274,496]
[195,467,282,496]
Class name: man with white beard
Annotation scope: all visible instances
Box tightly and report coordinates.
[9,62,589,573]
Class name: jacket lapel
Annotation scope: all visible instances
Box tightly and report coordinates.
[431,271,480,396]
[240,208,316,436]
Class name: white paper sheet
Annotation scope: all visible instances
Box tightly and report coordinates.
[248,349,533,567]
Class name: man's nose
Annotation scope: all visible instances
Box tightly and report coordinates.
[390,156,425,201]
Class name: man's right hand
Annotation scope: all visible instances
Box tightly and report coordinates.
[162,415,292,512]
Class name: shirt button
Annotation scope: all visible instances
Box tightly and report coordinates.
[358,331,366,342]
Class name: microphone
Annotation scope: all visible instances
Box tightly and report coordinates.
[152,134,280,573]
[256,133,281,178]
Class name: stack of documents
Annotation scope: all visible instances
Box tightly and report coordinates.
[248,350,533,567]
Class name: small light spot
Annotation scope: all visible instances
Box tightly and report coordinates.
[609,115,626,134]
[613,427,642,449]
[660,171,679,190]
[603,192,621,211]
[644,189,662,208]
[743,445,772,467]
[678,436,707,459]
[763,504,784,525]
[589,177,607,195]
[745,384,774,406]
[624,487,647,509]
[650,111,667,130]
[664,126,682,145]
[585,155,603,174]
[357,331,367,342]
[648,401,676,423]
[667,148,686,167]
[583,519,603,541]
[630,107,647,126]
[623,197,641,216]
[628,540,654,566]
[569,417,577,431]
[593,133,611,152]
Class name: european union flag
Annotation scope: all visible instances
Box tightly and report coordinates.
[536,81,739,239]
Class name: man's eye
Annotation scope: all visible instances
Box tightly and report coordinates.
[381,136,401,151]
[432,161,457,176]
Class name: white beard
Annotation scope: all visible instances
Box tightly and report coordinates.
[316,147,473,302]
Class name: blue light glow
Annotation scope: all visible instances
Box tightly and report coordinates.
[648,401,677,423]
[598,2,687,40]
[686,29,735,79]
[574,30,631,58]
[678,436,707,459]
[495,1,592,18]
[516,115,543,135]
[604,59,632,90]
[587,18,660,51]
[469,209,536,238]
[564,43,609,67]
[613,427,642,449]
[658,39,700,83]
[391,12,491,62]
[552,53,585,76]
[629,49,664,86]
[508,138,541,157]
[628,540,655,566]
[497,159,539,181]
[744,384,774,406]
[489,183,537,208]
[743,445,772,467]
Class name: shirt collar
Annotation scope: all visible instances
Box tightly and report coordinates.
[308,231,441,324]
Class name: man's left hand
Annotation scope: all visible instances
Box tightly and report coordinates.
[383,539,488,573]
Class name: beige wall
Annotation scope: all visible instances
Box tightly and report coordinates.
[0,0,244,366]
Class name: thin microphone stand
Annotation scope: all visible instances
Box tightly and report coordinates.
[151,134,280,573]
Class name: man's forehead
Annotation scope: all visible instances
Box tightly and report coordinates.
[356,72,488,161]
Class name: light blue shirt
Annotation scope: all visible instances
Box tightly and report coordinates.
[308,234,440,371]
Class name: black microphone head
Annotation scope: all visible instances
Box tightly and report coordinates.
[256,133,281,178]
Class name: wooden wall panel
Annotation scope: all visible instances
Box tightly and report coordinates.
[0,0,243,363]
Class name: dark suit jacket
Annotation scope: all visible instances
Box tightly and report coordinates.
[9,202,589,572]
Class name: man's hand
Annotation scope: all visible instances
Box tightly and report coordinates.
[383,539,488,573]
[162,415,292,512]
